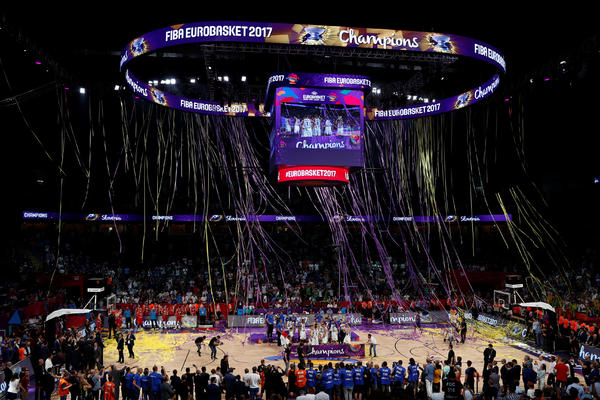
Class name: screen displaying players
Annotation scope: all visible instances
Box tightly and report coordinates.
[271,87,364,168]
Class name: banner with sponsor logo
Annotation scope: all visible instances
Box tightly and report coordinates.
[119,315,197,329]
[291,343,365,359]
[120,22,504,119]
[24,211,511,224]
[121,22,505,72]
[277,166,349,184]
[463,312,508,327]
[227,313,362,328]
[389,311,450,325]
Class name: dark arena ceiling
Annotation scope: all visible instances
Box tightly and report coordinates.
[1,8,599,240]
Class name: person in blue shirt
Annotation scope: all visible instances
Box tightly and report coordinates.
[306,362,317,394]
[266,313,274,339]
[333,364,343,399]
[380,361,391,393]
[407,358,420,395]
[149,366,162,400]
[353,361,366,400]
[124,367,134,400]
[132,368,142,400]
[315,312,323,324]
[149,309,158,329]
[341,364,354,400]
[124,309,132,329]
[369,363,379,394]
[320,364,334,396]
[393,360,406,389]
[140,368,151,400]
[275,319,284,346]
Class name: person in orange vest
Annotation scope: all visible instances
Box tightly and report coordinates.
[58,370,72,400]
[103,376,116,400]
[295,365,308,395]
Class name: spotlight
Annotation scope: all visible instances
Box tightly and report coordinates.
[218,76,222,82]
[114,85,120,90]
[241,76,247,82]
[170,78,176,84]
[223,76,229,82]
[424,98,429,103]
[560,60,567,65]
[79,87,86,94]
[190,78,196,83]
[406,95,412,100]
[594,177,599,184]
[153,80,158,85]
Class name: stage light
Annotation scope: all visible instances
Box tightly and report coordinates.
[406,95,412,100]
[190,78,196,83]
[170,78,176,84]
[114,85,120,90]
[594,177,599,184]
[35,61,41,65]
[224,76,229,82]
[544,78,550,81]
[218,76,222,81]
[79,87,86,94]
[153,80,158,85]
[412,95,418,100]
[64,87,69,90]
[424,98,429,103]
[560,60,567,65]
[432,99,436,102]
[208,66,212,70]
[241,76,247,82]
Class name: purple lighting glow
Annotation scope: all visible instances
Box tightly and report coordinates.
[544,78,551,81]
[35,61,41,65]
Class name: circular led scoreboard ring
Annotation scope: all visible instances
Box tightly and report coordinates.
[120,21,505,120]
